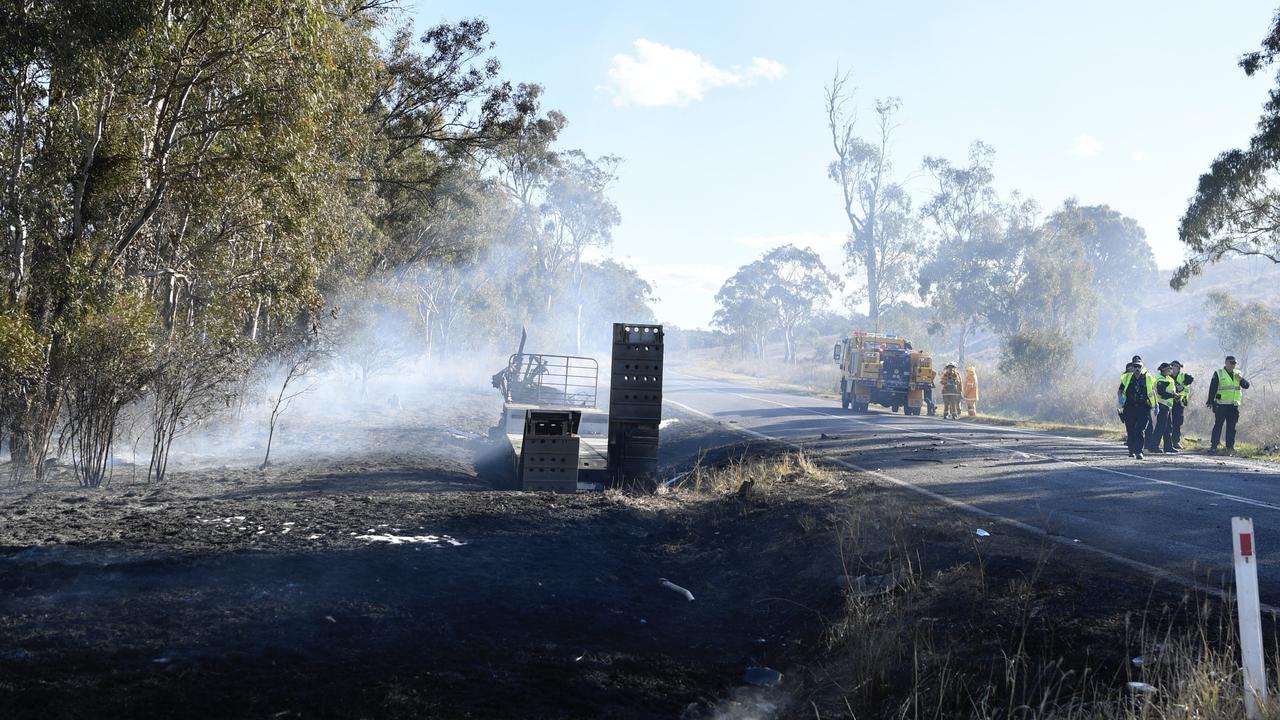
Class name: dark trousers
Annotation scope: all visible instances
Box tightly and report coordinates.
[1211,404,1240,449]
[924,386,935,415]
[1146,405,1173,452]
[1171,403,1185,446]
[1122,406,1150,455]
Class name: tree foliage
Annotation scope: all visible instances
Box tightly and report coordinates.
[713,245,840,363]
[1174,9,1280,287]
[825,71,911,325]
[0,3,654,479]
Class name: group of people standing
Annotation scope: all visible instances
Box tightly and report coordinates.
[1117,354,1250,459]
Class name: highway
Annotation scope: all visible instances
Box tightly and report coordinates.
[665,371,1280,601]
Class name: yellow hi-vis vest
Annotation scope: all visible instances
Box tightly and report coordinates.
[1215,368,1243,406]
[1120,371,1156,408]
[1155,374,1176,407]
[1175,372,1191,404]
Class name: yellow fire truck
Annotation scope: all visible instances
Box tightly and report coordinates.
[833,332,933,415]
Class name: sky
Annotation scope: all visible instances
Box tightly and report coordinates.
[410,1,1280,329]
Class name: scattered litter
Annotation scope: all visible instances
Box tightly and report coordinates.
[660,578,695,601]
[356,534,466,546]
[256,530,266,535]
[574,654,585,662]
[1127,681,1157,694]
[152,657,171,664]
[639,618,647,624]
[324,616,336,624]
[658,418,680,429]
[754,638,767,644]
[975,529,991,537]
[307,534,322,540]
[663,471,691,488]
[280,527,292,534]
[742,666,783,688]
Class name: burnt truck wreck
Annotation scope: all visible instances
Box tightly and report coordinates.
[490,323,664,492]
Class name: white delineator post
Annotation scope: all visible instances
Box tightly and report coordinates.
[1233,517,1268,719]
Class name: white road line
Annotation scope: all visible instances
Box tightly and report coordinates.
[724,391,1280,513]
[664,396,1277,613]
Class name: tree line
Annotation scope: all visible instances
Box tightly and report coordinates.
[0,1,651,486]
[720,4,1280,377]
[714,72,1158,373]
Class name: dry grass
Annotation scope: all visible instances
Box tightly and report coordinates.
[678,450,833,495]
[684,453,1280,718]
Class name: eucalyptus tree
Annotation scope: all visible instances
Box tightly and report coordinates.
[1175,10,1280,287]
[825,70,909,327]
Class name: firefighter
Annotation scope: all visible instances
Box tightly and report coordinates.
[1118,356,1156,459]
[924,366,937,416]
[1145,363,1178,454]
[963,366,979,416]
[1168,360,1193,449]
[940,363,963,419]
[1206,355,1250,454]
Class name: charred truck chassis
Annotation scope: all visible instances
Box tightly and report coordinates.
[490,323,663,492]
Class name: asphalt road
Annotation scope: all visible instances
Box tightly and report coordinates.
[665,371,1280,603]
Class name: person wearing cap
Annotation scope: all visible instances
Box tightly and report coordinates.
[940,363,963,419]
[1169,361,1194,449]
[1118,356,1156,459]
[1145,363,1178,454]
[1206,355,1250,454]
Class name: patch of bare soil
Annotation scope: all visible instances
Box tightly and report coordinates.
[0,405,1252,719]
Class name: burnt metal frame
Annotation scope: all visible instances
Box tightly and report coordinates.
[502,353,599,408]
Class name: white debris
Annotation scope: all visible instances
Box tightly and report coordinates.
[280,527,292,534]
[307,534,322,540]
[356,534,466,546]
[975,528,991,537]
[660,578,695,601]
[1127,681,1157,694]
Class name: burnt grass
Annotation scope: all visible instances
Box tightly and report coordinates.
[0,412,1258,719]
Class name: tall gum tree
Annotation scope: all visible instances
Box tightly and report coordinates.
[825,70,908,328]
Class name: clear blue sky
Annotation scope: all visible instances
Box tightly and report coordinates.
[411,1,1278,329]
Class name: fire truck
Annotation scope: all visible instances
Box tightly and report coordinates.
[833,332,933,415]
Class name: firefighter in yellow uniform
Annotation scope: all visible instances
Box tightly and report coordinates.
[940,363,963,419]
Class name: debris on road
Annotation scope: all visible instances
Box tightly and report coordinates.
[355,534,465,546]
[975,529,991,537]
[742,666,783,687]
[660,578,695,601]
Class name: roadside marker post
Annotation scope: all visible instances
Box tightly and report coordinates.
[1233,516,1268,719]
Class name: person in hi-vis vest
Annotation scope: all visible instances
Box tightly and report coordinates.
[1118,356,1156,460]
[1205,355,1250,455]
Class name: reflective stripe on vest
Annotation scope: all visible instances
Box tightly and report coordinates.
[1216,368,1242,405]
[1156,375,1175,407]
[1175,372,1190,402]
[1120,372,1157,408]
